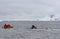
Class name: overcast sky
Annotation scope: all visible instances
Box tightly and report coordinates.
[0,0,60,21]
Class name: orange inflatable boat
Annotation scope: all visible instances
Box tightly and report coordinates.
[2,24,13,29]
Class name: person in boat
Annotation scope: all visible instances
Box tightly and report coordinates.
[3,24,13,29]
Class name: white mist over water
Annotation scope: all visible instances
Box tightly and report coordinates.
[0,0,60,21]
